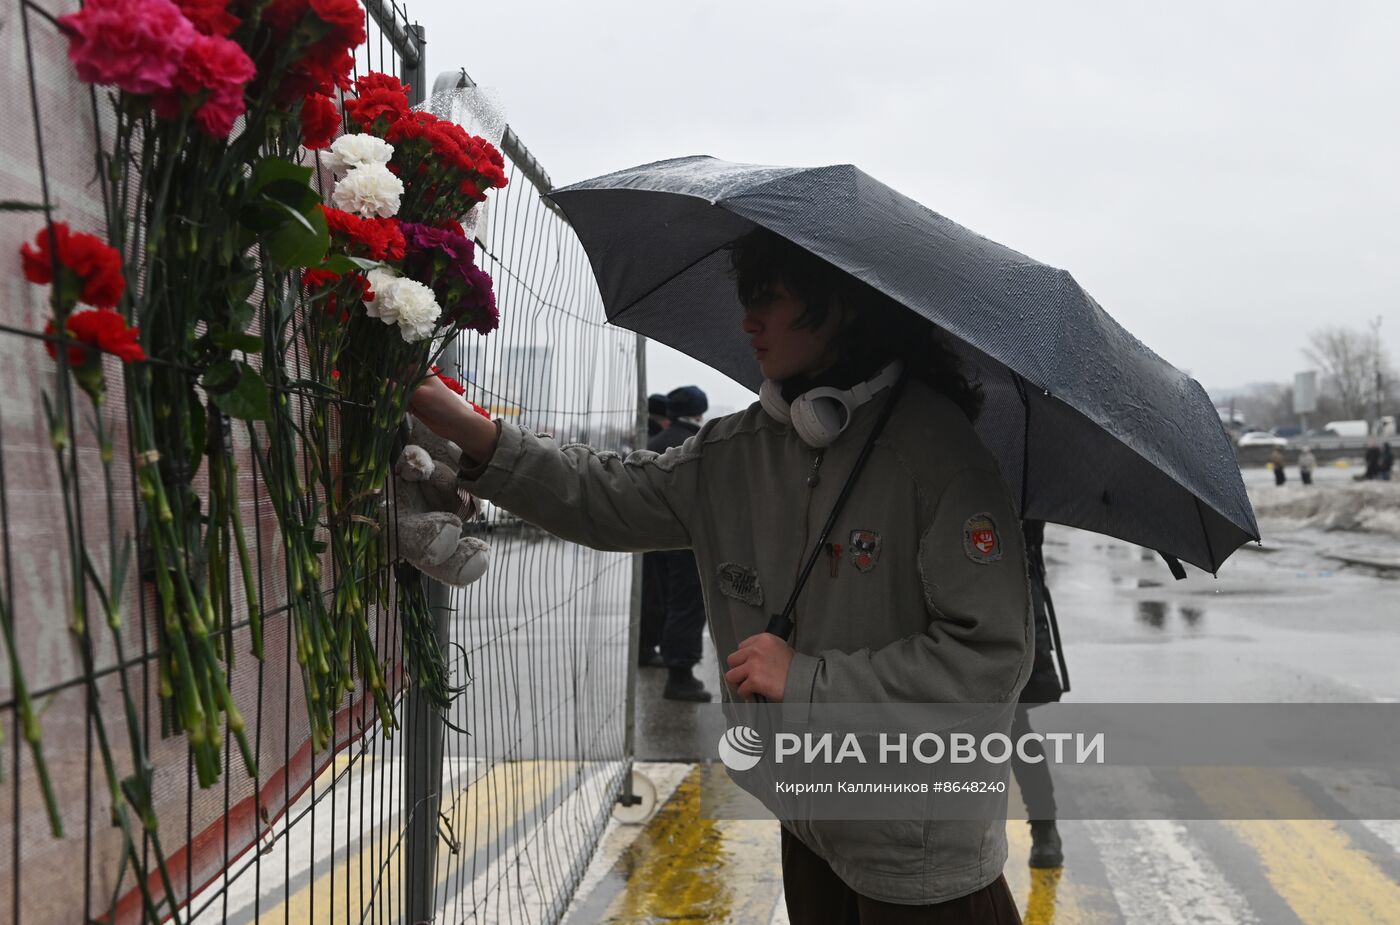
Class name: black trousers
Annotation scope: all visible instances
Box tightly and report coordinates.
[780,828,1022,924]
[640,551,666,654]
[1010,706,1057,821]
[639,550,706,668]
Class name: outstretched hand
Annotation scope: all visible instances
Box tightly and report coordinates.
[407,373,463,440]
[408,374,500,465]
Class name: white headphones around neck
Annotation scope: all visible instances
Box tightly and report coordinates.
[759,360,904,448]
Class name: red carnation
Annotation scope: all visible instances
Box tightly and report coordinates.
[260,0,306,32]
[344,87,410,132]
[430,365,466,395]
[157,32,256,137]
[176,0,238,35]
[308,0,365,45]
[301,92,340,149]
[354,72,408,96]
[302,268,369,323]
[319,205,404,261]
[20,222,125,309]
[45,308,145,366]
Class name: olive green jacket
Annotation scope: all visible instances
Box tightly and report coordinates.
[458,379,1032,903]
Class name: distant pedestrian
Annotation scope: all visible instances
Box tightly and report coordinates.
[1269,446,1287,486]
[1298,446,1317,486]
[1382,442,1394,482]
[1364,441,1381,480]
[640,386,713,701]
[647,393,669,438]
[1012,521,1067,868]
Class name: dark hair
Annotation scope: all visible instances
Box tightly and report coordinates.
[730,228,984,422]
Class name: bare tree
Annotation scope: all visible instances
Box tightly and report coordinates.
[1303,323,1392,420]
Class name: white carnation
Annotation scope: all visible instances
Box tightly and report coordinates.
[388,278,442,343]
[331,162,403,218]
[322,134,394,176]
[363,268,401,321]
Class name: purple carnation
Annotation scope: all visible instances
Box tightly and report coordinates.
[400,221,498,334]
[401,221,476,267]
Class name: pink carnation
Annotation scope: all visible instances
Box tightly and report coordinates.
[179,34,255,136]
[58,0,197,96]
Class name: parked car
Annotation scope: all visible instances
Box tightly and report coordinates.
[1237,431,1287,448]
[1270,425,1302,439]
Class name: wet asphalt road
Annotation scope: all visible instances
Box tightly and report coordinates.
[584,467,1400,925]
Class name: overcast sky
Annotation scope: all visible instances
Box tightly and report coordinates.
[416,1,1399,415]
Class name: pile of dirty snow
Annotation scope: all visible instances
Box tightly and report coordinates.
[1249,479,1400,537]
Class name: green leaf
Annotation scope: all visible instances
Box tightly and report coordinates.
[315,255,359,275]
[260,179,321,213]
[265,200,329,269]
[211,331,264,353]
[209,363,272,422]
[247,158,314,197]
[229,300,257,331]
[237,200,285,232]
[202,360,240,395]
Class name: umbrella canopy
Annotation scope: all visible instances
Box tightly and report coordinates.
[546,156,1258,573]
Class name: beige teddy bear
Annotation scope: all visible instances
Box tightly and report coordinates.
[387,414,490,586]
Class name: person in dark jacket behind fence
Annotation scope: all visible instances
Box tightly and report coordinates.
[1382,442,1394,481]
[1012,521,1067,869]
[639,393,673,667]
[639,386,713,701]
[646,392,669,438]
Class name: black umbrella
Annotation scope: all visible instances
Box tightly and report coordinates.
[545,156,1259,573]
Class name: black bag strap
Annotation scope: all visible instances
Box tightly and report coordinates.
[764,368,910,642]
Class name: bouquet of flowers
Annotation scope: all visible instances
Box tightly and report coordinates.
[292,72,506,722]
[18,0,369,912]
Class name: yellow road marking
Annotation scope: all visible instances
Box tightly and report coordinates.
[1183,768,1400,925]
[261,759,571,923]
[596,765,783,923]
[1004,822,1096,925]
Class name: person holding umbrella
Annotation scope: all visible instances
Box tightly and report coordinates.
[411,227,1031,922]
[410,153,1258,923]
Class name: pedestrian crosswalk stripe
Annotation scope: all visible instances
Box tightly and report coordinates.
[1182,768,1400,925]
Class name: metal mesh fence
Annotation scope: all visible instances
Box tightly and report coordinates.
[1,1,636,922]
[417,69,640,923]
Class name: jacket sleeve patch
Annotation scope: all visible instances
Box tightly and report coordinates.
[962,513,1003,563]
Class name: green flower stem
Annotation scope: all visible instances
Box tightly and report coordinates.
[0,595,61,836]
[227,455,263,659]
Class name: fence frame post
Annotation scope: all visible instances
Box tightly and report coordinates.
[397,28,448,925]
[618,334,648,812]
